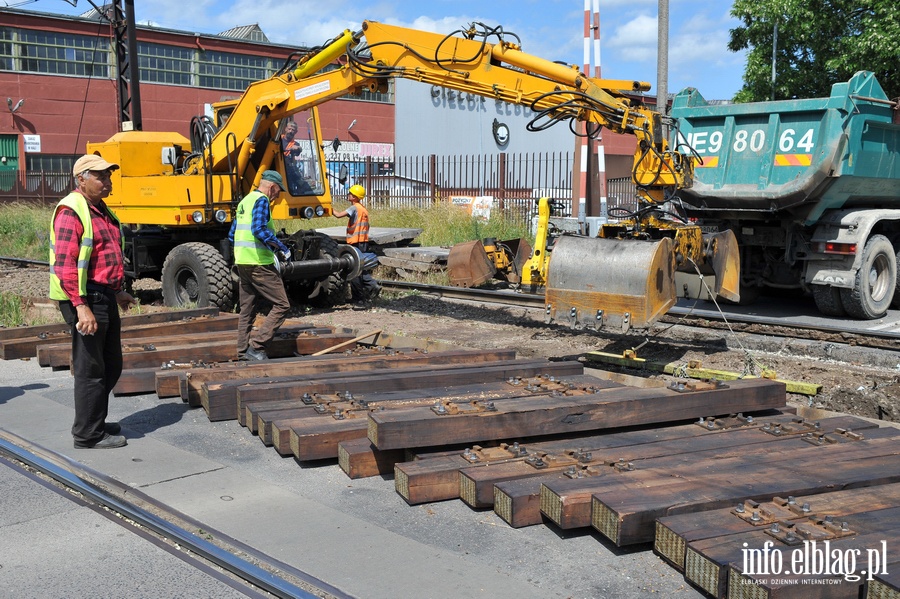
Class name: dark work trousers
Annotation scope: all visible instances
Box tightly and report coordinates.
[349,242,381,301]
[59,290,123,446]
[236,263,290,353]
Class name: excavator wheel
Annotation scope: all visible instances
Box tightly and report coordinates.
[161,242,235,310]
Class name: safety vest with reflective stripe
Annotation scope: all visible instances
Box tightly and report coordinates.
[48,192,123,301]
[346,202,370,245]
[233,191,275,265]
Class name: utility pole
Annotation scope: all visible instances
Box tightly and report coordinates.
[657,0,668,116]
[112,0,142,130]
[771,21,778,101]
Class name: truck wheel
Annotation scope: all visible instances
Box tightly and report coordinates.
[892,248,900,309]
[839,235,896,319]
[811,285,845,317]
[162,242,234,311]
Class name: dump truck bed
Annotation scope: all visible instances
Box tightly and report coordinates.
[671,71,900,224]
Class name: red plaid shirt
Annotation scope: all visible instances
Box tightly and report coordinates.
[53,194,125,307]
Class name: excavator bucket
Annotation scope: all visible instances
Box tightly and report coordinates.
[703,229,740,302]
[544,235,677,332]
[447,240,496,287]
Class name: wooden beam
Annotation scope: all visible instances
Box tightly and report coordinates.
[185,348,517,408]
[218,359,583,423]
[251,375,613,442]
[369,379,787,450]
[591,434,900,547]
[337,437,406,479]
[274,364,585,460]
[0,306,219,342]
[540,416,882,529]
[689,515,900,598]
[655,481,900,573]
[35,313,241,367]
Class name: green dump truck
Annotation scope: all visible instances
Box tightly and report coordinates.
[671,71,900,318]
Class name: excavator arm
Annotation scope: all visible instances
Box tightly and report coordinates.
[206,20,691,203]
[200,20,737,331]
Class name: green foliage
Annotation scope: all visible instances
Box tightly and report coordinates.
[277,201,532,248]
[0,203,52,261]
[729,0,899,102]
[0,291,25,328]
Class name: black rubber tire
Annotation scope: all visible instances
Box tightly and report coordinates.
[839,234,896,319]
[892,248,900,309]
[161,242,234,310]
[811,284,846,317]
[307,234,348,307]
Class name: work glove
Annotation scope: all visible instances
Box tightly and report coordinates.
[277,249,292,263]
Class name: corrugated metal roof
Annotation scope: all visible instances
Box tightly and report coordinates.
[218,24,270,43]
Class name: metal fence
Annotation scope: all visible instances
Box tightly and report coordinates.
[2,154,638,225]
[0,171,73,205]
[328,152,580,226]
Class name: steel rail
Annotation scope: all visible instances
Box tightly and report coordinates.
[0,255,50,267]
[0,430,344,599]
[377,279,900,343]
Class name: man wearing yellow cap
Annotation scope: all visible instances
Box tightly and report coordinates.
[50,154,136,449]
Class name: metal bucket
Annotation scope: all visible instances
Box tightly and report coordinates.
[545,235,676,332]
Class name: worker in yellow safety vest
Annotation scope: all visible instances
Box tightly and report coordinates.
[228,170,291,360]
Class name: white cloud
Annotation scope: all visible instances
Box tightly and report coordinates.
[607,13,657,62]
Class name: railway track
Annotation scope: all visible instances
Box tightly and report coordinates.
[378,279,900,351]
[0,430,347,599]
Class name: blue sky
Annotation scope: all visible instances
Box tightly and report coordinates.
[31,0,748,101]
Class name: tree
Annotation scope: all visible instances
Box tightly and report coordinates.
[728,0,899,102]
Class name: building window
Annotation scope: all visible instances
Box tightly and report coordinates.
[0,28,13,72]
[12,29,109,77]
[199,50,273,91]
[138,42,193,85]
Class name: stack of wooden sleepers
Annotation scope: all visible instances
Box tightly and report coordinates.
[3,307,898,599]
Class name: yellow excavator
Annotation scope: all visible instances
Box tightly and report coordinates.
[88,19,738,331]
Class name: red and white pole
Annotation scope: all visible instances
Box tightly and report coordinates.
[573,0,591,219]
[592,0,607,221]
[574,0,607,224]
